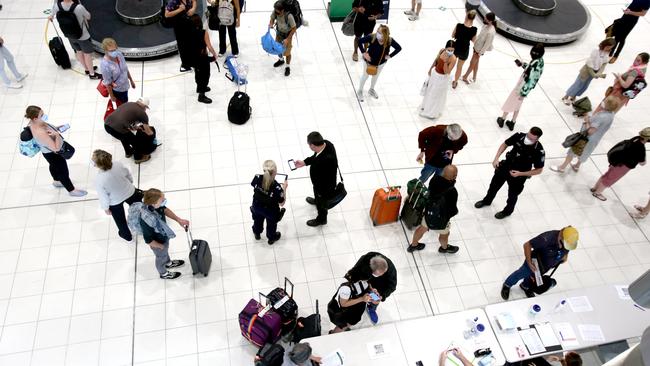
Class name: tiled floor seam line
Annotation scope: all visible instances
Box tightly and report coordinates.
[130,138,143,366]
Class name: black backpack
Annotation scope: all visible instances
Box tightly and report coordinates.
[255,343,284,366]
[282,0,303,28]
[228,91,251,124]
[56,1,83,39]
[607,139,633,166]
[424,187,452,230]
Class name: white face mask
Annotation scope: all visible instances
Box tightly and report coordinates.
[376,33,384,42]
[90,160,96,167]
[371,272,381,278]
[523,137,535,145]
[446,50,454,57]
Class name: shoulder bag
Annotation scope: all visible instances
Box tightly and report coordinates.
[366,41,386,76]
[325,167,347,209]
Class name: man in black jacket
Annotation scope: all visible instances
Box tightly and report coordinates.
[345,252,397,325]
[295,132,339,227]
[408,165,459,253]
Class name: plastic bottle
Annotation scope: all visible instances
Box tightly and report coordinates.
[553,299,567,313]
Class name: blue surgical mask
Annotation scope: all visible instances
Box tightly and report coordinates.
[446,50,454,57]
[108,50,120,58]
[90,159,96,167]
[160,198,168,207]
[41,114,49,122]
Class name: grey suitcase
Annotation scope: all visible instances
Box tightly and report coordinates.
[185,227,212,276]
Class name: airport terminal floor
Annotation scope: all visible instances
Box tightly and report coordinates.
[0,0,649,365]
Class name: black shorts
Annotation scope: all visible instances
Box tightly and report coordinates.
[454,47,470,61]
[354,18,375,38]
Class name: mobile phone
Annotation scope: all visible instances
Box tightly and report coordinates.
[57,124,70,133]
[474,348,492,357]
[276,173,288,182]
[514,59,522,67]
[288,159,297,171]
[369,292,380,301]
[416,362,424,366]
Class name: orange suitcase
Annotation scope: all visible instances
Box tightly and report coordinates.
[369,186,402,226]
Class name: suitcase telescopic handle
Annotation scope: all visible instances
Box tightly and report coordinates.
[284,277,294,298]
[184,225,194,249]
[258,292,271,306]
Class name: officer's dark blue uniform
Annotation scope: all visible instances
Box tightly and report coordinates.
[250,174,285,244]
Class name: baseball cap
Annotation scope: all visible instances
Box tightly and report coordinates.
[561,226,579,250]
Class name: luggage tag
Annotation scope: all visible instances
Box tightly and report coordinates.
[273,295,290,309]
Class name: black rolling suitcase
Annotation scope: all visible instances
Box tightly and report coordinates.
[185,227,212,277]
[48,24,71,69]
[267,277,298,334]
[292,300,321,343]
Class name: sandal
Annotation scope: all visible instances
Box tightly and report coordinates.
[570,163,580,172]
[634,205,646,212]
[589,187,596,193]
[592,192,607,201]
[632,211,648,219]
[462,78,470,84]
[451,81,458,89]
[352,53,358,62]
[549,166,564,173]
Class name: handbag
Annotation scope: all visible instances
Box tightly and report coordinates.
[58,141,75,160]
[341,11,356,36]
[325,167,347,209]
[561,132,587,148]
[104,100,116,121]
[97,80,108,97]
[261,30,285,56]
[366,41,387,76]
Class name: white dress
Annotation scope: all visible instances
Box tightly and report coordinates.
[419,59,450,119]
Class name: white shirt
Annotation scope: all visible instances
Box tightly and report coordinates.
[95,161,136,210]
[337,280,369,300]
[586,49,609,71]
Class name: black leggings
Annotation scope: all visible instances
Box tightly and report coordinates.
[218,24,239,55]
[109,189,144,241]
[194,55,211,93]
[42,152,74,191]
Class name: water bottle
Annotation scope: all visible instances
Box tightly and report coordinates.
[554,299,567,313]
[529,304,542,316]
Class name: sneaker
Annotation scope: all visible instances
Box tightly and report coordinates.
[52,181,64,188]
[367,304,379,324]
[69,189,88,197]
[253,231,261,240]
[474,200,489,209]
[232,54,239,58]
[134,155,151,164]
[438,244,459,254]
[519,283,536,298]
[561,96,571,106]
[494,211,511,219]
[406,243,425,252]
[368,88,379,99]
[88,73,102,80]
[268,232,281,245]
[496,117,505,128]
[165,260,185,269]
[356,90,364,102]
[180,65,192,72]
[218,53,224,58]
[160,271,181,279]
[198,95,213,104]
[5,82,22,89]
[16,73,28,82]
[404,9,414,15]
[285,67,290,76]
[408,15,419,21]
[500,284,510,300]
[505,120,515,131]
[273,59,285,68]
[305,197,316,205]
[306,219,326,227]
[352,52,358,62]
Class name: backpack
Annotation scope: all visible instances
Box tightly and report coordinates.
[622,75,647,99]
[254,343,284,366]
[423,187,452,230]
[571,96,592,116]
[56,1,83,39]
[18,127,40,158]
[282,0,303,28]
[261,30,286,56]
[218,0,235,26]
[228,91,251,125]
[607,139,633,166]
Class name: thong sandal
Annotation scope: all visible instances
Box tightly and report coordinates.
[570,163,580,172]
[462,78,470,84]
[634,205,645,212]
[452,81,458,89]
[592,192,607,201]
[589,187,596,193]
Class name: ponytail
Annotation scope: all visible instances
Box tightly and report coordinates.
[261,160,277,192]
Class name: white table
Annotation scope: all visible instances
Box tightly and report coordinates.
[485,284,650,363]
[304,309,506,366]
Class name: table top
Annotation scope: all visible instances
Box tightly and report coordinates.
[484,284,650,363]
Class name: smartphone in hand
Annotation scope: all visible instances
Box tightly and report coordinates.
[514,59,522,67]
[288,159,297,171]
[369,292,380,301]
[57,124,70,133]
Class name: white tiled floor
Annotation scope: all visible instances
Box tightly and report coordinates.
[1,0,649,365]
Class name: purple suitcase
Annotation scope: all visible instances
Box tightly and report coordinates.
[239,294,282,348]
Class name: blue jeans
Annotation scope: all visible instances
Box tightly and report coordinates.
[418,164,444,183]
[565,73,594,98]
[504,260,534,288]
[0,44,22,85]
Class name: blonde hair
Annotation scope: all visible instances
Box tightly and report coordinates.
[373,25,391,45]
[143,188,164,205]
[603,96,620,112]
[467,9,477,20]
[92,149,113,171]
[101,37,117,51]
[261,160,277,192]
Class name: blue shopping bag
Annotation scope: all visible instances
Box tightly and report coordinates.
[261,30,286,56]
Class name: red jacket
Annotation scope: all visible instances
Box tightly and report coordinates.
[418,125,468,164]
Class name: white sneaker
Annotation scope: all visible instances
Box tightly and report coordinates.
[16,73,28,82]
[404,10,414,15]
[368,89,379,99]
[218,53,224,58]
[408,15,419,21]
[356,90,364,102]
[5,82,22,89]
[69,189,88,197]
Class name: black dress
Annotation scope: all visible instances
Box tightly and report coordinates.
[453,23,477,61]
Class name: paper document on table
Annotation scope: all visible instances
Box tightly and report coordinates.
[366,340,390,359]
[568,296,593,312]
[534,323,561,348]
[554,322,578,346]
[578,324,605,342]
[518,327,546,355]
[616,285,631,300]
[496,313,517,330]
[531,258,543,285]
[321,349,345,366]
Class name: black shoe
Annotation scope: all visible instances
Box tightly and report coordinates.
[305,197,316,205]
[253,232,261,240]
[160,271,181,279]
[197,86,211,93]
[407,243,426,252]
[505,120,515,131]
[520,283,536,298]
[125,153,133,159]
[165,260,185,269]
[198,95,212,104]
[273,59,285,68]
[88,73,102,80]
[438,244,459,254]
[85,66,98,75]
[500,284,510,300]
[268,232,281,245]
[496,117,504,128]
[285,67,290,76]
[278,208,286,221]
[474,200,489,209]
[494,211,511,219]
[306,219,326,227]
[180,65,192,72]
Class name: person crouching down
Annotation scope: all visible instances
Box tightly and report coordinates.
[327,276,380,333]
[345,252,396,325]
[250,160,287,245]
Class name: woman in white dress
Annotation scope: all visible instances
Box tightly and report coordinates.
[419,40,457,119]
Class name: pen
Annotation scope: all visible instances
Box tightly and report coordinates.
[634,304,646,312]
[559,331,564,340]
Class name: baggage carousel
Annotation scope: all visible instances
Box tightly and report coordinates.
[83,0,177,59]
[479,0,591,44]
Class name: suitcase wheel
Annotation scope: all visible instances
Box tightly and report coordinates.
[204,273,208,277]
[192,271,197,275]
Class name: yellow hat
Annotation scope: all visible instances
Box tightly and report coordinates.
[562,226,579,250]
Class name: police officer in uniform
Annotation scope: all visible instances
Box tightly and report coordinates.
[474,127,545,219]
[251,160,287,245]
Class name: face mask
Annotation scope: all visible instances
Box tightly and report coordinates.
[633,59,641,66]
[160,198,168,207]
[523,137,534,145]
[108,50,120,58]
[90,160,96,167]
[376,33,384,42]
[446,50,454,57]
[41,114,49,122]
[371,273,380,278]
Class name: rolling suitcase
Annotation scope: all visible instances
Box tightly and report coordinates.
[401,179,428,229]
[239,293,283,347]
[369,186,402,226]
[185,227,212,277]
[292,299,321,343]
[48,24,71,69]
[266,277,298,335]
